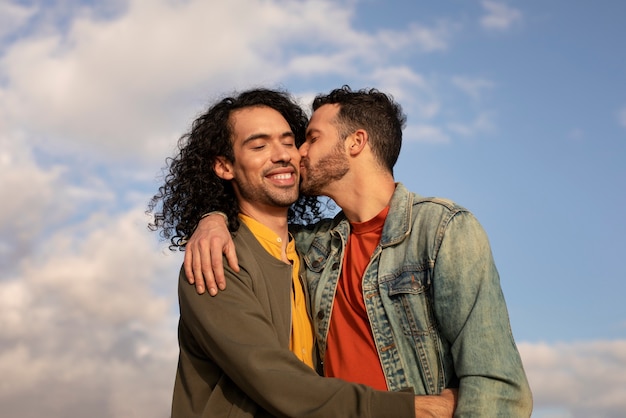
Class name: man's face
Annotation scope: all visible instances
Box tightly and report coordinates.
[299,104,349,196]
[224,106,300,211]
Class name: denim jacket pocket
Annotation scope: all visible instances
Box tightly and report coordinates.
[381,269,447,393]
[384,269,436,337]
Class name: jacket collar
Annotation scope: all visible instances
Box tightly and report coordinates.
[379,183,414,247]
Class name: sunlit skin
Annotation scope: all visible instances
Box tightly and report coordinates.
[299,104,349,197]
[214,106,300,244]
[300,104,396,222]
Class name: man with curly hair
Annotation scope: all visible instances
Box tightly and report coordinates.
[186,86,533,416]
[148,88,456,417]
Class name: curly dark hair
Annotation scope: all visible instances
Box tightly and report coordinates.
[312,85,406,174]
[148,88,324,250]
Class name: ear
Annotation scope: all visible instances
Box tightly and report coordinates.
[347,129,368,156]
[214,156,234,180]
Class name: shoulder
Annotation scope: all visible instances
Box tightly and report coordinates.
[392,182,466,216]
[413,196,465,212]
[232,224,285,269]
[394,183,482,237]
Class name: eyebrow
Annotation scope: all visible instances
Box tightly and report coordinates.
[242,131,294,145]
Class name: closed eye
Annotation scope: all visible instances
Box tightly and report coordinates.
[246,138,266,150]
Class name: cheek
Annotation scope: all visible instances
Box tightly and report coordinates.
[309,146,323,162]
[233,161,257,180]
[304,143,317,158]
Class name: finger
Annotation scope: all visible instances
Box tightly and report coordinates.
[214,246,237,290]
[191,244,206,294]
[225,242,240,273]
[183,247,195,285]
[207,248,226,294]
[201,240,219,296]
[203,269,218,296]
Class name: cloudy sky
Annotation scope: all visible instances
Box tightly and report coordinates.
[1,0,625,417]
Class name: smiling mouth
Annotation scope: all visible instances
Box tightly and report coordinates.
[269,173,294,180]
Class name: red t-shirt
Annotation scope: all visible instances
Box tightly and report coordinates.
[324,206,390,390]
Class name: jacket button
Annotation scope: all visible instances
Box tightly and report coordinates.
[331,262,339,270]
[311,260,320,268]
[317,310,325,320]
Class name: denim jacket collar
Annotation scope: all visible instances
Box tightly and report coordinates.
[379,183,414,248]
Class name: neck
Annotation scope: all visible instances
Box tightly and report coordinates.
[238,203,290,243]
[326,169,396,223]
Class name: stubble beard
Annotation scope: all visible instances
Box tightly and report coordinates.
[234,166,300,209]
[236,181,299,208]
[300,147,349,197]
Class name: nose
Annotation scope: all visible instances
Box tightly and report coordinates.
[299,141,308,157]
[271,142,293,164]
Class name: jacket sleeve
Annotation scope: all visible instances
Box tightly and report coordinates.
[178,264,415,418]
[432,211,533,417]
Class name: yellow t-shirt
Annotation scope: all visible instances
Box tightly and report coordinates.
[239,214,315,369]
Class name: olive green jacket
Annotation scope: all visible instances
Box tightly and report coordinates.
[171,223,415,418]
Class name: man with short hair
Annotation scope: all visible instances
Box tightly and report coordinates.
[187,86,533,416]
[148,88,456,417]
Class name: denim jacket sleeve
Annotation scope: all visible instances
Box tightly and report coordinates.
[432,211,533,417]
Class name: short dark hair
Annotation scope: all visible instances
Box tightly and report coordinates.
[148,88,322,249]
[312,85,406,173]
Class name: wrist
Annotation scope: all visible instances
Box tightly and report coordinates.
[200,211,228,224]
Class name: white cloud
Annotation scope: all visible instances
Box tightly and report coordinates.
[519,340,626,417]
[0,2,35,40]
[480,1,522,31]
[0,0,456,166]
[405,124,450,143]
[447,112,495,138]
[0,114,175,418]
[0,135,64,233]
[452,76,495,101]
[369,66,427,95]
[33,213,172,323]
[378,21,452,53]
[0,129,121,276]
[0,134,69,271]
[0,207,180,418]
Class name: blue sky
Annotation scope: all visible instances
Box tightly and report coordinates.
[0,1,624,417]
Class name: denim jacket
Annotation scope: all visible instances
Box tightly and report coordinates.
[294,183,533,417]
